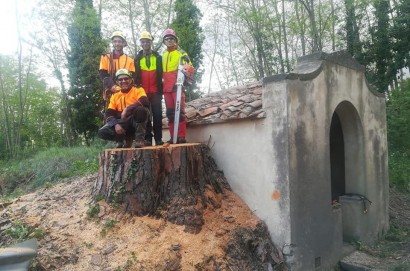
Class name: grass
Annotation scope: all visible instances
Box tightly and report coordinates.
[113,251,138,271]
[357,190,410,269]
[0,143,103,198]
[4,220,46,241]
[87,203,100,218]
[100,219,118,237]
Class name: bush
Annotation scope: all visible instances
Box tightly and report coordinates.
[389,152,410,191]
[387,79,410,191]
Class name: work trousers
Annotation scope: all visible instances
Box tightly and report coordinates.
[164,91,186,139]
[145,92,163,143]
[98,107,148,142]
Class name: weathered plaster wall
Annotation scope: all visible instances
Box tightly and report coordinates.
[262,52,389,270]
[186,118,292,247]
[162,51,389,271]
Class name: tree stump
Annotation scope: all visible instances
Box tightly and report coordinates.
[93,143,230,233]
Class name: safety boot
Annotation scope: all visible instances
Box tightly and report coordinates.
[115,141,124,148]
[144,140,153,146]
[155,140,164,146]
[166,138,186,144]
[123,137,134,148]
[133,121,147,148]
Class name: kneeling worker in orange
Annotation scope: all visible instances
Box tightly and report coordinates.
[98,69,149,148]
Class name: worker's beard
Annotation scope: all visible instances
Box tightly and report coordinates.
[120,83,132,93]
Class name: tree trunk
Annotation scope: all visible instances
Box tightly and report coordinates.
[93,143,230,234]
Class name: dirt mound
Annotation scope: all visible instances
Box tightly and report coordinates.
[0,174,285,271]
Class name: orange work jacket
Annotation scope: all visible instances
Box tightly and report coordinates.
[99,53,135,76]
[108,86,147,112]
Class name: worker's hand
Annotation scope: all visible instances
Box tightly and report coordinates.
[111,85,120,93]
[121,107,127,120]
[114,124,125,135]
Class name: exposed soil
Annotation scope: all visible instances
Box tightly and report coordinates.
[0,174,284,271]
[1,174,409,271]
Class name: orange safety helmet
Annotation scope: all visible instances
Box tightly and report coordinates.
[162,28,178,43]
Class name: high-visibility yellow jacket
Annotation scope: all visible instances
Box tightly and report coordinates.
[162,48,190,92]
[134,50,163,94]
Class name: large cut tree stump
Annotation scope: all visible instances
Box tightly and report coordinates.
[93,143,230,233]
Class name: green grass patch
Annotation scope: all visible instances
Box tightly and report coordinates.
[87,203,100,218]
[0,144,102,197]
[114,251,138,271]
[4,220,46,241]
[100,219,118,237]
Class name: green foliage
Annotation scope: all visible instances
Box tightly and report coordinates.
[87,203,100,218]
[103,219,118,229]
[344,0,363,63]
[385,224,409,242]
[0,55,63,160]
[368,0,394,93]
[387,79,410,191]
[391,0,410,73]
[82,241,94,248]
[114,251,138,271]
[5,220,46,241]
[100,219,118,237]
[0,144,101,196]
[387,262,410,271]
[171,0,204,101]
[389,152,410,191]
[67,0,106,144]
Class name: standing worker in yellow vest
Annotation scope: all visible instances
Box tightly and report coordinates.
[134,31,164,146]
[162,28,193,144]
[99,31,135,103]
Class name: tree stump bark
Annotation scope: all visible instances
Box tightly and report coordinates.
[93,143,230,233]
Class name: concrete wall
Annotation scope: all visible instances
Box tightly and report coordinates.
[187,119,292,248]
[162,51,389,271]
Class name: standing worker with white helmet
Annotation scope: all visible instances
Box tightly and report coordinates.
[162,28,194,144]
[134,31,164,146]
[99,31,135,103]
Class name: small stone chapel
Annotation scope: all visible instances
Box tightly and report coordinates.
[174,51,389,270]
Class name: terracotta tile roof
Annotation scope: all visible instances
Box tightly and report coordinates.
[178,81,266,126]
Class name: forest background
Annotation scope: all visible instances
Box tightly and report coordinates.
[0,0,409,195]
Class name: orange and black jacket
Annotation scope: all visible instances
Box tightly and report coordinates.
[99,52,135,90]
[105,86,149,123]
[134,50,163,95]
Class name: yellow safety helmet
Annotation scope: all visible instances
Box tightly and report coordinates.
[139,31,153,41]
[111,31,127,46]
[115,69,131,79]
